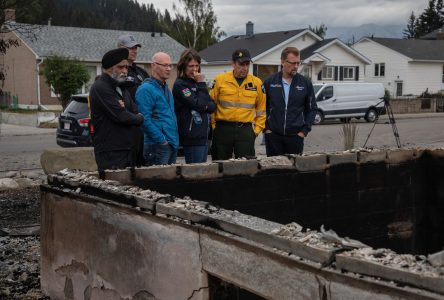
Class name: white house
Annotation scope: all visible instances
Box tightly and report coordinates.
[353,37,444,97]
[199,22,371,83]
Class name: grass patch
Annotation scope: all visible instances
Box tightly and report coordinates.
[38,122,58,128]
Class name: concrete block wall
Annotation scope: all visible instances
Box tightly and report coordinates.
[119,149,438,255]
[40,162,444,300]
[390,98,437,113]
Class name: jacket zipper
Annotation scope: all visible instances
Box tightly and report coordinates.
[282,86,287,135]
[189,116,193,132]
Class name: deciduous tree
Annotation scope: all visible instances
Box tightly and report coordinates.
[42,56,90,109]
[160,0,225,51]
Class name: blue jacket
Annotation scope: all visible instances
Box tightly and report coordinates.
[173,77,216,146]
[136,78,179,149]
[263,72,317,136]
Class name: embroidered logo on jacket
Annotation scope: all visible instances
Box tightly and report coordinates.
[296,85,305,91]
[245,82,257,91]
[270,84,282,88]
[182,88,192,97]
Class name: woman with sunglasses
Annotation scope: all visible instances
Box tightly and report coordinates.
[173,49,216,163]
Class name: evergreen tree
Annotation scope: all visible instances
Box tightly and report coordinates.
[403,11,417,38]
[309,24,328,39]
[415,0,443,36]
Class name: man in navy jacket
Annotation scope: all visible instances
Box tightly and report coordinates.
[262,47,317,156]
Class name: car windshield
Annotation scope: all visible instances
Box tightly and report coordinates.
[65,98,88,114]
[313,85,322,95]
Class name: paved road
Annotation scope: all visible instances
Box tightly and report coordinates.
[1,113,444,172]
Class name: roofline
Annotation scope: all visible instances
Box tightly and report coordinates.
[353,37,413,61]
[303,53,331,63]
[10,30,39,58]
[316,39,372,64]
[409,59,444,63]
[253,29,323,61]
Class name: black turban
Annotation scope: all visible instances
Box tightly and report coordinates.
[101,48,129,69]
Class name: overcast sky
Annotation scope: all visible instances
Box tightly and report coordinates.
[139,0,429,35]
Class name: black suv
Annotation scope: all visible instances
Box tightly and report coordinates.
[56,94,93,147]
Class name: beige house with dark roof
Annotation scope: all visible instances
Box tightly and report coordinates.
[0,21,186,109]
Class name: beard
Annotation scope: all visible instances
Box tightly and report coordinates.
[111,71,127,83]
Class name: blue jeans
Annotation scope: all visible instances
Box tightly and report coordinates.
[143,143,177,165]
[184,145,208,164]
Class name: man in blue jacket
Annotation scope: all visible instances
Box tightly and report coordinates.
[262,47,317,156]
[136,52,179,165]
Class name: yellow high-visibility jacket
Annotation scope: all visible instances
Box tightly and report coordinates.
[209,71,266,136]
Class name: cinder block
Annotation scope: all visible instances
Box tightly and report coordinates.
[104,169,132,184]
[336,254,444,296]
[179,163,220,180]
[258,156,294,170]
[135,165,177,180]
[358,150,387,164]
[386,149,415,164]
[219,160,259,176]
[294,154,327,172]
[328,152,357,166]
[425,148,444,158]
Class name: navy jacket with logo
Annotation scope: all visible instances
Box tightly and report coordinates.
[262,72,317,136]
[172,77,216,146]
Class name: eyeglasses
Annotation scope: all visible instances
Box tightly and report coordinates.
[154,62,173,69]
[285,60,301,66]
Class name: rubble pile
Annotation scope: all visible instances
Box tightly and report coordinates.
[343,248,444,277]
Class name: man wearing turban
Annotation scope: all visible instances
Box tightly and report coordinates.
[89,48,144,174]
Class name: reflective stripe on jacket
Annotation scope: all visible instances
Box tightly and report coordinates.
[209,72,266,135]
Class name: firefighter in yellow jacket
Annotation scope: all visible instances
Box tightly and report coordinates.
[209,49,266,160]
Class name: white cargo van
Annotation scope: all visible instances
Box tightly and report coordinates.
[313,83,385,124]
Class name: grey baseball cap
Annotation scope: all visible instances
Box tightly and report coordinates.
[117,34,141,48]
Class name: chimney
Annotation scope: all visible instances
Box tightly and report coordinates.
[246,21,254,38]
[4,9,15,23]
[436,28,444,40]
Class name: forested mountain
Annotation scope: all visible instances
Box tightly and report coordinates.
[14,0,163,33]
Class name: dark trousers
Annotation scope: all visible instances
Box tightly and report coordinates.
[265,132,304,156]
[143,143,177,165]
[211,122,256,160]
[184,145,208,164]
[95,150,134,172]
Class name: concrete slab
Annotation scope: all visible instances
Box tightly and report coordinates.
[135,165,177,180]
[386,149,415,164]
[358,150,387,164]
[104,169,132,185]
[40,148,96,174]
[258,156,294,170]
[218,159,259,177]
[294,154,328,172]
[178,163,220,180]
[328,152,358,166]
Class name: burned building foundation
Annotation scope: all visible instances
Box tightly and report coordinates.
[40,149,444,300]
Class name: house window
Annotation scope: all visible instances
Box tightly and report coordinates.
[322,66,334,80]
[301,65,312,79]
[375,63,385,77]
[343,67,355,80]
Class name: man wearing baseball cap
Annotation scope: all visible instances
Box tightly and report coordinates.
[117,34,149,166]
[209,48,266,160]
[117,34,149,98]
[89,48,144,175]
